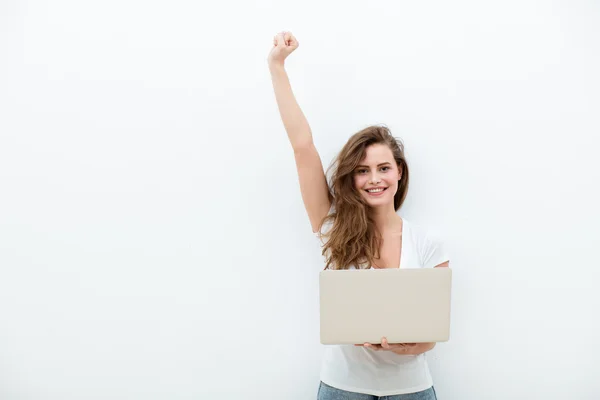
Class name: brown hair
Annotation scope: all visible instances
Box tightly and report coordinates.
[318,125,409,270]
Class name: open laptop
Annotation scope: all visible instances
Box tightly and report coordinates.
[319,268,452,345]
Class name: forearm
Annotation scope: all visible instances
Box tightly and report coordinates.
[268,63,314,150]
[392,342,436,356]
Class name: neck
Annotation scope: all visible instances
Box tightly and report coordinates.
[371,203,402,233]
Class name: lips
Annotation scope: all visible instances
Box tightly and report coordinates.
[365,187,388,196]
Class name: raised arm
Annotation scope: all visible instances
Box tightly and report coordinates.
[268,32,331,232]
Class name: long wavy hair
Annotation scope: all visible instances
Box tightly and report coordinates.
[318,125,409,270]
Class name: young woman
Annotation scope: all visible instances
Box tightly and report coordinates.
[268,31,450,400]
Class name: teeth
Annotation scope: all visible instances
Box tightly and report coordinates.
[367,188,384,193]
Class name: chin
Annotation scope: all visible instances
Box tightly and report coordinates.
[369,200,393,208]
[364,196,394,207]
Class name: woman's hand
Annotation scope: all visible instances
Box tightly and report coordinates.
[355,337,417,352]
[267,31,299,67]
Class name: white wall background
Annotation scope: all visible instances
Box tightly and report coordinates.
[1,1,599,399]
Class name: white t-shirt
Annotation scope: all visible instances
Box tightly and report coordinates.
[315,214,450,396]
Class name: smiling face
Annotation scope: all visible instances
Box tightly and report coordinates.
[353,143,402,207]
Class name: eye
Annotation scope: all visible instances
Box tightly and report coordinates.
[356,169,367,174]
[381,166,391,172]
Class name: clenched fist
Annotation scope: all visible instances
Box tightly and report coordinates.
[267,31,299,67]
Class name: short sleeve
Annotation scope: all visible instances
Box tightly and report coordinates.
[420,230,450,269]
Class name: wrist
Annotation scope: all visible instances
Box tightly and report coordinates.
[268,61,285,71]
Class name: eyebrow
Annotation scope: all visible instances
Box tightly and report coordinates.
[355,162,392,168]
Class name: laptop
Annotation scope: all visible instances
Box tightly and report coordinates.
[319,268,452,345]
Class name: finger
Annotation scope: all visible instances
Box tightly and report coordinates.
[276,31,288,47]
[366,343,382,351]
[287,33,299,47]
[381,337,391,349]
[383,338,401,350]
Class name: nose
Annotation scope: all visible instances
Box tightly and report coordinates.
[369,171,382,184]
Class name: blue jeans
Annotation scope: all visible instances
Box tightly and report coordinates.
[317,381,438,400]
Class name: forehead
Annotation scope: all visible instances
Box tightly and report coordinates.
[359,143,394,164]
